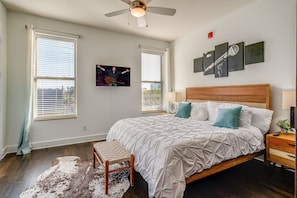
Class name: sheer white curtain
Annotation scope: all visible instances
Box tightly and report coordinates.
[16,25,34,155]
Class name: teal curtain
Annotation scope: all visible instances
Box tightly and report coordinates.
[16,117,31,155]
[17,25,34,155]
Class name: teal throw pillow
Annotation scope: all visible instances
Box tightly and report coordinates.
[213,106,242,129]
[175,102,192,118]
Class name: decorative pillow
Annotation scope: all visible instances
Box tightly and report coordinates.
[213,106,242,129]
[249,107,274,134]
[190,102,209,121]
[175,102,192,118]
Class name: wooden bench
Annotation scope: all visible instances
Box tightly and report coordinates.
[92,140,134,194]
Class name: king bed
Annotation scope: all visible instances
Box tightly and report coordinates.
[106,84,273,197]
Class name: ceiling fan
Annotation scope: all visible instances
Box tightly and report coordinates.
[105,0,176,27]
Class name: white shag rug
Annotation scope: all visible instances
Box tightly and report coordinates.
[20,156,130,198]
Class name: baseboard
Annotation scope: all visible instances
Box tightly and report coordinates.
[0,146,7,160]
[32,133,108,150]
[5,133,108,155]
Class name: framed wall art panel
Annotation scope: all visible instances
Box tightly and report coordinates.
[228,42,244,72]
[203,51,215,75]
[194,57,203,73]
[245,41,264,65]
[214,43,228,78]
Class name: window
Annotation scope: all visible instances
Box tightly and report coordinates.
[33,32,77,120]
[141,52,162,112]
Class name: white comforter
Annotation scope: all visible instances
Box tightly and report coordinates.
[106,115,265,198]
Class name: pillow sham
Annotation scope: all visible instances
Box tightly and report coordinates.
[238,108,252,128]
[207,101,220,122]
[213,106,242,129]
[191,107,209,121]
[249,107,274,134]
[175,102,192,118]
[190,102,209,121]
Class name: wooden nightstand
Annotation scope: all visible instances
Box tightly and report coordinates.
[266,133,295,169]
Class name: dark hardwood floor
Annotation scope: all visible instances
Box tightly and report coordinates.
[0,142,294,198]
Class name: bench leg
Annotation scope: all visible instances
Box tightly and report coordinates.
[130,154,134,186]
[105,160,109,194]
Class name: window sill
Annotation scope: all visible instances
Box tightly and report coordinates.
[34,114,77,121]
[141,110,167,115]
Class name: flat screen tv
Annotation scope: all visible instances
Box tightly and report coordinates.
[96,64,130,87]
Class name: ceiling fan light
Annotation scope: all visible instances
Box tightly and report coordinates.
[130,7,146,17]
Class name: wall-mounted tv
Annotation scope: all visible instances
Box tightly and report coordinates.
[96,64,130,87]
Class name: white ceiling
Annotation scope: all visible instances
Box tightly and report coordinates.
[2,0,257,42]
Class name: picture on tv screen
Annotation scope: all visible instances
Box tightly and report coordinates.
[96,64,130,87]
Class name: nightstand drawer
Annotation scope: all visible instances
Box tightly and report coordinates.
[269,148,295,169]
[269,148,295,161]
[269,138,295,154]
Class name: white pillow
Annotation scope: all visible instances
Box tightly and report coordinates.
[190,102,209,121]
[208,101,241,122]
[238,109,252,128]
[191,107,209,121]
[207,101,221,122]
[249,107,274,134]
[207,101,253,128]
[207,102,273,132]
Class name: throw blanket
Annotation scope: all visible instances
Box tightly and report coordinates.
[107,115,264,197]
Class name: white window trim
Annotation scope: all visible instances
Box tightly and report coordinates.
[33,32,78,121]
[141,49,164,113]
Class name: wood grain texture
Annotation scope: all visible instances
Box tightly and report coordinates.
[0,143,294,198]
[186,84,270,109]
[266,133,296,169]
[0,143,91,198]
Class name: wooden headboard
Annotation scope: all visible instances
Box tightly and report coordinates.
[186,84,270,109]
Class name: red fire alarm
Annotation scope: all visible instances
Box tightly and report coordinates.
[208,32,213,39]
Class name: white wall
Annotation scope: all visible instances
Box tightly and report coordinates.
[6,11,169,152]
[0,2,7,160]
[170,0,296,131]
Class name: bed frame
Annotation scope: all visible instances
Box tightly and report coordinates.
[185,84,270,184]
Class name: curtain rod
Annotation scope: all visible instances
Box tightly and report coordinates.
[25,25,81,39]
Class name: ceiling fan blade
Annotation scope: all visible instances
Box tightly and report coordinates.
[121,0,131,5]
[137,17,147,28]
[139,0,152,4]
[105,9,129,17]
[146,7,176,16]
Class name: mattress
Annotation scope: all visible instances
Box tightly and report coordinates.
[106,114,265,197]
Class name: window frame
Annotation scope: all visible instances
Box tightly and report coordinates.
[33,32,78,121]
[141,50,163,113]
